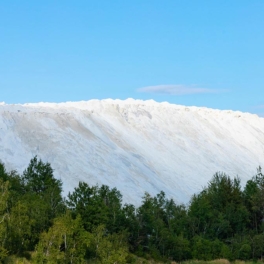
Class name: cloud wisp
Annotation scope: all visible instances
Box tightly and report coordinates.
[137,85,227,95]
[256,105,264,109]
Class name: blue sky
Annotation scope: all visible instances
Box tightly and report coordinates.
[1,1,264,116]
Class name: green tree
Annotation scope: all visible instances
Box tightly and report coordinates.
[188,173,248,240]
[6,201,33,253]
[22,156,64,219]
[91,225,128,264]
[0,179,9,261]
[244,167,264,232]
[251,233,264,259]
[34,212,91,263]
[67,182,109,231]
[67,182,124,233]
[10,156,66,251]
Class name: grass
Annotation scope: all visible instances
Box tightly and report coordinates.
[181,259,264,264]
[4,256,264,264]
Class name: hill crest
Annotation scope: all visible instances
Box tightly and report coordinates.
[0,99,263,204]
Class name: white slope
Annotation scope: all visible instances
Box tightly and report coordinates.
[0,99,264,205]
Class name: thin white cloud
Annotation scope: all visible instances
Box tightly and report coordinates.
[137,85,226,95]
[256,105,264,109]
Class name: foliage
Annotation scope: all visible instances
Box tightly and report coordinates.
[33,212,90,263]
[67,182,125,233]
[0,178,9,261]
[91,225,128,263]
[188,173,248,240]
[1,158,264,262]
[0,157,65,256]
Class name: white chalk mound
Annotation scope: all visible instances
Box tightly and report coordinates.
[0,99,264,205]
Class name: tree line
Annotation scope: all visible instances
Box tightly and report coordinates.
[1,156,264,263]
